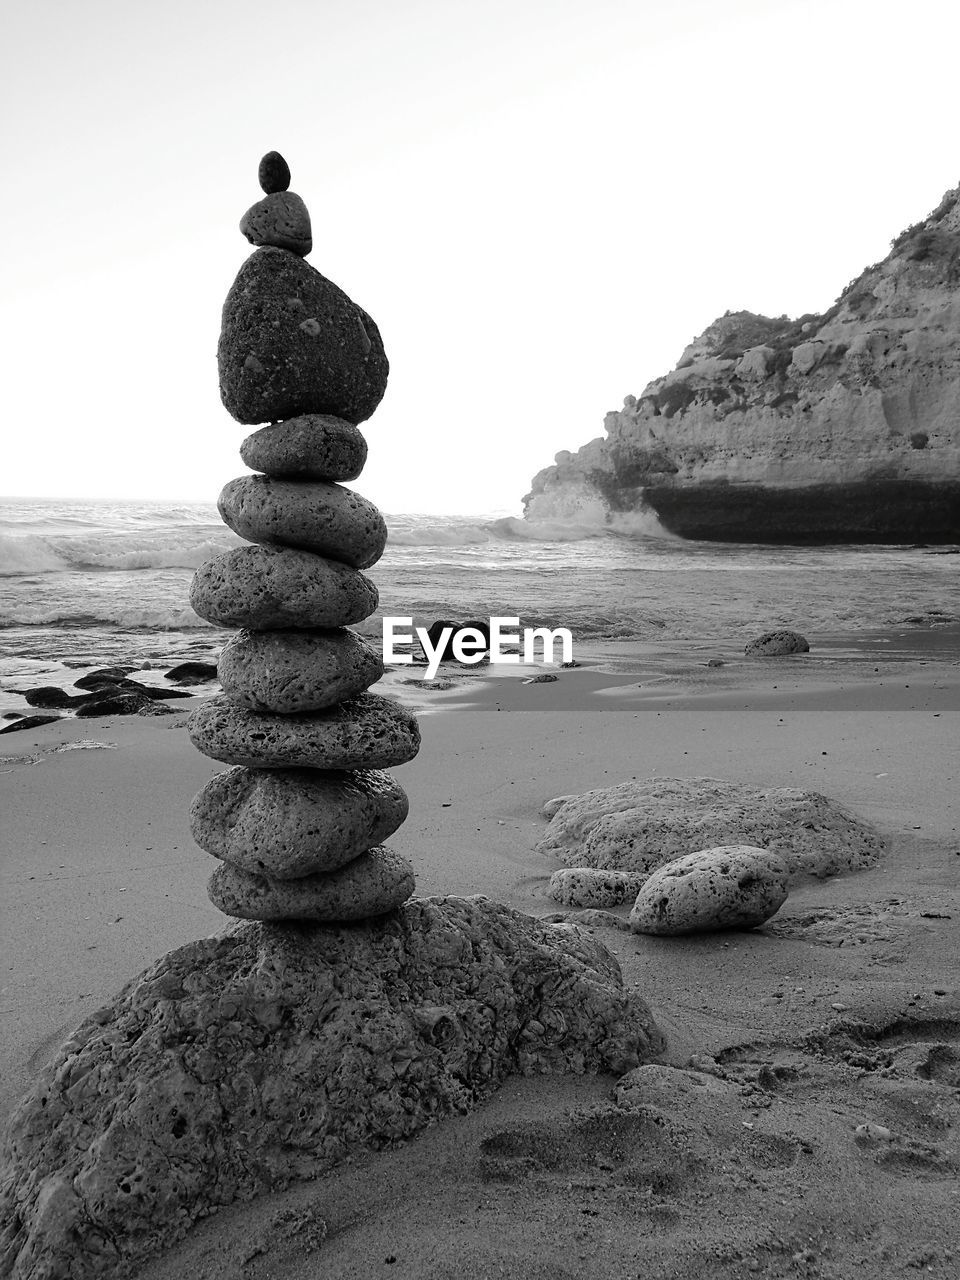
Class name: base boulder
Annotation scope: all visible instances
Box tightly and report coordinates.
[0,896,662,1280]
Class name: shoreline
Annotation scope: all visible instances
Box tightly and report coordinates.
[2,626,959,1276]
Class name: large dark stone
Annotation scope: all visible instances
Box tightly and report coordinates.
[163,662,219,686]
[74,692,156,718]
[0,898,662,1279]
[0,714,62,735]
[218,247,388,425]
[23,687,76,709]
[73,667,136,690]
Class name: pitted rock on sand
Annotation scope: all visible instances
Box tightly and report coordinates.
[0,899,662,1280]
[548,867,648,909]
[538,776,883,880]
[628,845,790,935]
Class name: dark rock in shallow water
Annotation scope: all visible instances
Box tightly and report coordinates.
[218,246,388,425]
[240,414,368,482]
[74,692,155,718]
[163,661,218,685]
[0,714,62,734]
[73,667,136,690]
[23,686,76,709]
[744,630,810,657]
[0,897,662,1279]
[422,619,491,664]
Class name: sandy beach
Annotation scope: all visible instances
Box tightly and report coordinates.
[2,629,959,1277]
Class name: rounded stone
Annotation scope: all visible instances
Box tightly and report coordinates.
[258,150,291,194]
[208,844,415,921]
[548,868,648,910]
[217,475,387,570]
[189,545,377,630]
[218,246,388,426]
[628,845,789,936]
[188,692,421,770]
[190,766,409,878]
[217,628,383,713]
[744,630,810,657]
[240,415,368,482]
[240,191,312,256]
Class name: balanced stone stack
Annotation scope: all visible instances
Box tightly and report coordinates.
[187,151,420,922]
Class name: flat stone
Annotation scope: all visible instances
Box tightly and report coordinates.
[537,776,884,880]
[75,692,155,717]
[217,628,383,713]
[73,667,136,689]
[218,246,388,425]
[208,844,415,921]
[0,714,62,734]
[217,475,387,570]
[258,150,291,193]
[629,845,790,935]
[240,191,312,256]
[744,629,810,656]
[0,898,662,1279]
[190,766,409,877]
[189,545,378,630]
[164,661,218,686]
[548,868,648,909]
[188,692,420,769]
[240,415,367,481]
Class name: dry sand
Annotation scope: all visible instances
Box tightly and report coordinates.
[2,630,959,1278]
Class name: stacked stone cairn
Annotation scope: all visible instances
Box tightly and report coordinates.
[0,155,663,1280]
[187,150,420,923]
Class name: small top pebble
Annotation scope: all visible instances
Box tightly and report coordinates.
[259,151,291,194]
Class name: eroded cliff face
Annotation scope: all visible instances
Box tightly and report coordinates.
[524,188,960,542]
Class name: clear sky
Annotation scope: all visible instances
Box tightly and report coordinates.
[2,0,958,514]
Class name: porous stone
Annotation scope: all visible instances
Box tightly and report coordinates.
[189,545,378,630]
[537,777,884,880]
[240,415,367,482]
[628,845,789,935]
[217,475,387,570]
[548,868,648,910]
[190,766,409,877]
[258,150,291,194]
[217,628,383,713]
[218,246,388,425]
[0,897,663,1279]
[188,692,420,770]
[208,844,415,920]
[744,629,810,656]
[240,191,312,256]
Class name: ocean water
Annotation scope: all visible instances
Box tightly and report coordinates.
[1,497,958,712]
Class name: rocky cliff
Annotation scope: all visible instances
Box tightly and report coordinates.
[524,188,960,542]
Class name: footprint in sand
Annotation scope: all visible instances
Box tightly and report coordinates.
[476,1107,701,1194]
